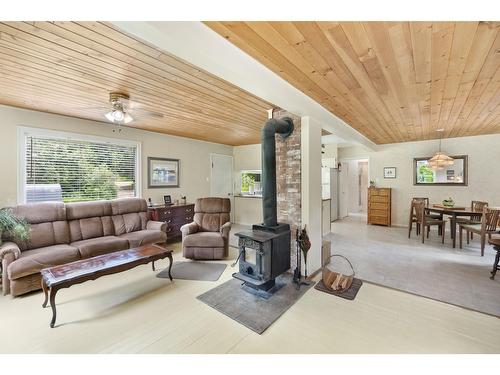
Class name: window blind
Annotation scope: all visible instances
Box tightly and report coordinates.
[25,134,137,203]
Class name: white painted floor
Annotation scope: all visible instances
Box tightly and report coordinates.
[1,235,500,353]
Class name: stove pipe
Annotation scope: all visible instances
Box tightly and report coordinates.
[261,117,294,227]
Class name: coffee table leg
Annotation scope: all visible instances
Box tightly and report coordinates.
[49,287,59,328]
[167,253,173,281]
[152,261,156,272]
[41,279,49,308]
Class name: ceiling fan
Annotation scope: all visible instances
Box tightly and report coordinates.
[83,92,164,125]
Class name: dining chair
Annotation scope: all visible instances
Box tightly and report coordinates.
[410,200,446,244]
[450,201,488,240]
[488,237,500,280]
[408,197,442,238]
[459,207,500,256]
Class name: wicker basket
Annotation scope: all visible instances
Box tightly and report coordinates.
[322,254,355,293]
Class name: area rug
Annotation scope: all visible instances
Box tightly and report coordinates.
[314,278,363,300]
[326,216,500,317]
[197,273,315,334]
[157,261,227,281]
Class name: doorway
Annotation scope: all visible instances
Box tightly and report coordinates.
[339,158,369,219]
[210,153,234,221]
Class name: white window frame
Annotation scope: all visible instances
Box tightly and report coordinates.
[238,169,262,197]
[17,126,142,204]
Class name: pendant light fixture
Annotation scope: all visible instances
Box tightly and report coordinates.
[428,129,454,170]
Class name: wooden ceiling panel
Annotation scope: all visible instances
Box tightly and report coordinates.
[205,21,500,144]
[0,21,274,145]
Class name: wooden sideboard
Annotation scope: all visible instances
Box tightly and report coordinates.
[367,187,391,226]
[148,203,195,243]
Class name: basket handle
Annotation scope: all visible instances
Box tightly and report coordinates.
[327,254,355,277]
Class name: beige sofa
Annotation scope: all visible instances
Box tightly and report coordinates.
[181,197,231,260]
[0,198,166,297]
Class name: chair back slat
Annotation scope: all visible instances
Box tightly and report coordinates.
[413,201,425,223]
[483,207,500,232]
[471,201,488,222]
[412,197,429,207]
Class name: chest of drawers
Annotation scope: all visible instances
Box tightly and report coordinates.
[148,203,195,242]
[367,187,391,226]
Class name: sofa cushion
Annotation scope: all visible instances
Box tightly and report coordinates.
[71,236,129,259]
[66,200,112,220]
[66,201,115,242]
[12,202,66,224]
[11,202,70,251]
[24,220,71,251]
[119,230,167,248]
[183,232,224,248]
[109,198,148,235]
[111,198,147,215]
[7,244,80,280]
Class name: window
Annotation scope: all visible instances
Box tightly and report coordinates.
[19,127,140,204]
[239,170,262,196]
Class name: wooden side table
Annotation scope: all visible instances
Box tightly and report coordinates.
[489,238,500,280]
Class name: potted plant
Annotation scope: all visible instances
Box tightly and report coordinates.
[0,208,30,247]
[442,197,455,208]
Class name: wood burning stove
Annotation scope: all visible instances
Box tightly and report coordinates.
[233,117,294,294]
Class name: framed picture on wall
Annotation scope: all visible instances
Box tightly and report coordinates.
[147,157,180,188]
[384,167,396,179]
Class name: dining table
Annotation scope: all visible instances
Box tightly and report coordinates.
[426,205,482,248]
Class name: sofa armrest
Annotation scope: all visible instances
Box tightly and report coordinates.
[220,222,232,238]
[147,220,166,232]
[0,242,21,296]
[0,241,21,260]
[181,222,199,237]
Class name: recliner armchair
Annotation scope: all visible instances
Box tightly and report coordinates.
[180,197,231,260]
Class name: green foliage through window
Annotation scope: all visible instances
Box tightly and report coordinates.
[25,135,136,203]
[417,162,435,183]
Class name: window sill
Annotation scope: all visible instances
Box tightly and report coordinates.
[235,194,262,199]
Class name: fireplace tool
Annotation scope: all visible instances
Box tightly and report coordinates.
[293,226,312,290]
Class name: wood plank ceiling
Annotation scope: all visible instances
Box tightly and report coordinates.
[205,21,500,144]
[0,22,274,145]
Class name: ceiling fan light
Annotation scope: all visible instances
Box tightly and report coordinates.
[112,109,125,121]
[123,113,134,124]
[105,111,115,122]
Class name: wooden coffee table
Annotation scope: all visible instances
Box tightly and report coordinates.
[40,244,173,328]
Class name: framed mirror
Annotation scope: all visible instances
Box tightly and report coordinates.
[413,155,468,186]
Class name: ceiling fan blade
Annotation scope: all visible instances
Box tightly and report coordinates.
[128,107,164,119]
[75,105,110,111]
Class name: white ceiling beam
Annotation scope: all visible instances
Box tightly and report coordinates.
[112,21,377,150]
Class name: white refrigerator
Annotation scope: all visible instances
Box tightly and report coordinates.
[330,168,339,221]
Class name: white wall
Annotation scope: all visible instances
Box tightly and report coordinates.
[322,143,338,160]
[301,116,323,275]
[0,105,232,208]
[338,134,500,226]
[233,144,262,225]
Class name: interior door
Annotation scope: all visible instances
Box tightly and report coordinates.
[210,154,234,221]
